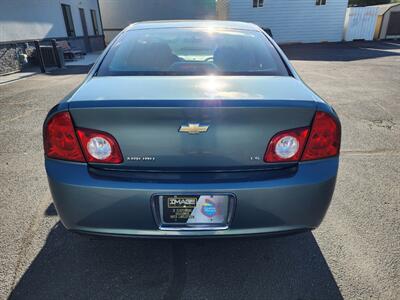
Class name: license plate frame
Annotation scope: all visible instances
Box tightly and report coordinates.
[151,193,236,230]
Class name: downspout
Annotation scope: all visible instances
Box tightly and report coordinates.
[97,0,106,48]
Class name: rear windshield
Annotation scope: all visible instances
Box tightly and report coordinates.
[97,28,289,76]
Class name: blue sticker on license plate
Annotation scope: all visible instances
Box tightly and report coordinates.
[162,195,229,225]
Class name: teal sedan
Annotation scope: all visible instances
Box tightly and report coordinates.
[44,21,340,237]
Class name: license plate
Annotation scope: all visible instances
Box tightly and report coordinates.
[159,195,231,226]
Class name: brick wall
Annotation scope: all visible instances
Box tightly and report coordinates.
[0,36,105,75]
[0,44,22,75]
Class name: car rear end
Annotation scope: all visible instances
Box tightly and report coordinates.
[44,21,340,237]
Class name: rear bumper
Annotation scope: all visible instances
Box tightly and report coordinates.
[46,158,338,238]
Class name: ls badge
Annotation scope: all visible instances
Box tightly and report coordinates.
[179,123,209,134]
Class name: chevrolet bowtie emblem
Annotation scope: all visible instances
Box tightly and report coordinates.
[179,123,209,134]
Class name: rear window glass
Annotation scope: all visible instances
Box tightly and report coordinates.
[97,28,289,76]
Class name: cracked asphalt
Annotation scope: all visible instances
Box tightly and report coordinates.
[0,41,399,300]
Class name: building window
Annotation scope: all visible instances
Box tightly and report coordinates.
[91,10,99,35]
[253,0,264,8]
[61,4,75,37]
[316,0,327,5]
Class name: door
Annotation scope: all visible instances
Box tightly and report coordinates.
[79,8,91,52]
[344,7,379,41]
[387,11,400,37]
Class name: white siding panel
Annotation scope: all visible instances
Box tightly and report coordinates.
[344,7,379,41]
[0,0,102,42]
[226,0,348,43]
[0,0,66,42]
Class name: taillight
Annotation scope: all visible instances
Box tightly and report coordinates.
[44,112,85,162]
[264,111,340,163]
[76,128,123,163]
[302,111,340,161]
[44,111,123,164]
[264,127,309,162]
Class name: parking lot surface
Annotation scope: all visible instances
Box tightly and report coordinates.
[0,41,399,300]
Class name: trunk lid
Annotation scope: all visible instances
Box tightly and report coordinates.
[68,76,317,170]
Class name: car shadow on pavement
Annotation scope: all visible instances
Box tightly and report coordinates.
[9,223,343,300]
[282,40,400,62]
[44,203,58,216]
[46,65,92,75]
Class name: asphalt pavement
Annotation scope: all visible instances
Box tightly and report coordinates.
[0,41,399,300]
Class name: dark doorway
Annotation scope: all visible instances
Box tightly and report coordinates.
[79,8,91,52]
[387,11,400,36]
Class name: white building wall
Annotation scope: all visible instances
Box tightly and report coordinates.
[222,0,348,43]
[62,0,103,37]
[344,6,379,41]
[0,0,102,43]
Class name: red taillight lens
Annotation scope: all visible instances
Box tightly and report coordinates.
[44,112,123,164]
[44,112,85,162]
[264,127,309,162]
[264,111,340,163]
[302,111,340,161]
[76,128,123,164]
